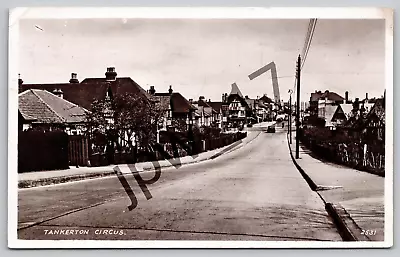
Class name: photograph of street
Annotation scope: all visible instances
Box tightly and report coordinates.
[11,9,391,247]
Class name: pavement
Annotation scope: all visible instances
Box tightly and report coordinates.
[18,125,266,188]
[17,124,342,241]
[287,132,385,241]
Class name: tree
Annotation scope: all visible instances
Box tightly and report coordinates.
[85,93,164,158]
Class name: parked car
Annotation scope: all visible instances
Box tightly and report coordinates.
[247,123,253,128]
[267,125,276,133]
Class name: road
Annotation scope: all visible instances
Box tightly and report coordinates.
[18,123,342,241]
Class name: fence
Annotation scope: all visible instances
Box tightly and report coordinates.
[299,127,385,176]
[18,131,69,173]
[68,135,90,167]
[88,131,247,167]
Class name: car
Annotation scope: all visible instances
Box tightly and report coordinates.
[247,123,253,128]
[266,125,276,133]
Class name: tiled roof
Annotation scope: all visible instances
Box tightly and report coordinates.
[19,77,151,110]
[152,95,170,111]
[259,95,273,104]
[245,98,256,109]
[229,83,244,98]
[19,89,88,124]
[154,92,196,114]
[208,102,223,113]
[317,91,344,102]
[310,91,323,102]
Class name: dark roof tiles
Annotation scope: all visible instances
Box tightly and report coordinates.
[19,89,87,124]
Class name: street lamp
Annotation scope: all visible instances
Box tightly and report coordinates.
[288,89,293,144]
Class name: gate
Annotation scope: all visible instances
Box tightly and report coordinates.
[68,135,90,166]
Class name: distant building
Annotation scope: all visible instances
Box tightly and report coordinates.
[149,85,197,132]
[317,90,345,118]
[331,104,354,126]
[225,84,251,128]
[207,101,224,129]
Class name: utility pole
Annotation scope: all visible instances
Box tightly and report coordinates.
[296,55,301,159]
[288,89,293,144]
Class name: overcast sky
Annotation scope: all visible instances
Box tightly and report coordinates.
[19,18,385,102]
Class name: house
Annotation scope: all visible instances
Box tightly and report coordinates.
[19,89,88,135]
[225,83,251,128]
[309,90,324,116]
[149,85,196,132]
[19,67,151,111]
[208,101,224,129]
[192,96,216,127]
[317,90,345,119]
[362,97,385,142]
[19,67,157,158]
[331,104,354,126]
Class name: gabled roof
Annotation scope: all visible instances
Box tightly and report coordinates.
[363,98,385,127]
[19,89,88,124]
[340,104,354,117]
[193,99,217,114]
[229,83,244,98]
[19,77,151,110]
[227,94,250,110]
[324,105,338,126]
[193,104,203,117]
[259,95,273,104]
[153,92,196,114]
[208,102,223,113]
[245,98,256,109]
[318,90,344,102]
[310,91,323,102]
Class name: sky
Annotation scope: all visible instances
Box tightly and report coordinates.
[19,18,386,103]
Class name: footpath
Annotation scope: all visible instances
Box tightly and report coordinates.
[18,128,261,189]
[287,133,385,241]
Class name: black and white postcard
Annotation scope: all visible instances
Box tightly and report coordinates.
[8,7,393,248]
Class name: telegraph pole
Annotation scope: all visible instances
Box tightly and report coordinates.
[288,89,293,144]
[295,55,301,159]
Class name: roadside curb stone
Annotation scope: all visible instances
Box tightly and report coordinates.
[286,133,368,242]
[18,132,259,189]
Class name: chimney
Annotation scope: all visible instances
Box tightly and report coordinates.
[345,91,349,103]
[69,73,79,83]
[18,73,23,86]
[149,85,156,95]
[189,99,193,103]
[208,99,211,102]
[105,67,117,81]
[353,97,360,111]
[222,94,225,102]
[365,92,368,100]
[245,95,249,99]
[53,89,63,99]
[168,85,173,94]
[199,96,205,101]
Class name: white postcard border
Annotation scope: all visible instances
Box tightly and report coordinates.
[8,7,394,249]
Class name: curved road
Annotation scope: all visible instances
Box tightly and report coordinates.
[18,124,342,241]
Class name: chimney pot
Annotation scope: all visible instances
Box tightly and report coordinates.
[168,85,173,94]
[18,73,23,86]
[69,72,79,83]
[149,85,156,95]
[105,67,117,81]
